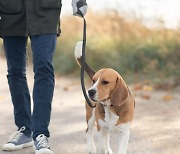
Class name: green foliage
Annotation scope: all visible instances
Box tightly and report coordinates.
[53,12,180,81]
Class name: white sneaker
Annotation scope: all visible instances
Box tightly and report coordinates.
[2,126,33,151]
[34,134,53,154]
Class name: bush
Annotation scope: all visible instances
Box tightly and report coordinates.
[53,11,180,82]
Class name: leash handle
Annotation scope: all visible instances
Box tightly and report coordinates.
[78,9,96,108]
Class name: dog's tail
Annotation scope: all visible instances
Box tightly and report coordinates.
[75,41,95,79]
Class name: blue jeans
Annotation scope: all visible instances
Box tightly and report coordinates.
[3,34,56,139]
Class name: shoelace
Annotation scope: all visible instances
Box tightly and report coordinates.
[8,127,25,142]
[36,134,49,149]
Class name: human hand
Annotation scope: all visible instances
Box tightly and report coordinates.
[72,0,87,17]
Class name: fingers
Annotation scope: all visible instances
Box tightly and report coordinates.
[72,0,87,17]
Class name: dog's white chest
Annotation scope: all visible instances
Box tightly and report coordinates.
[98,105,119,131]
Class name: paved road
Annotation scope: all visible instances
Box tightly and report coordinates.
[0,56,180,154]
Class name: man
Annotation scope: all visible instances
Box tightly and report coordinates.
[0,0,87,154]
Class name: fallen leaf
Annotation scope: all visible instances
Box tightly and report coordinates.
[143,85,153,92]
[154,79,179,90]
[63,86,69,91]
[141,94,151,100]
[133,84,143,91]
[0,96,4,101]
[162,95,173,102]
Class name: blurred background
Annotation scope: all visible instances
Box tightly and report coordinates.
[56,0,180,86]
[1,0,180,86]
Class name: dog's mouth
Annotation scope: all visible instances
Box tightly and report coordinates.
[89,95,110,103]
[89,97,98,102]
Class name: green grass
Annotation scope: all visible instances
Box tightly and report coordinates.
[53,12,180,83]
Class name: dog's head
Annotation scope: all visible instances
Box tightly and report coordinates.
[88,68,129,106]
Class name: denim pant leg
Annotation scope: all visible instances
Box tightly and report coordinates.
[3,36,32,136]
[30,34,56,139]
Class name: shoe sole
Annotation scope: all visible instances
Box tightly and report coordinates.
[33,146,53,154]
[35,151,53,154]
[2,141,33,151]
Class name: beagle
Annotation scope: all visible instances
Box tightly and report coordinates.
[75,42,135,154]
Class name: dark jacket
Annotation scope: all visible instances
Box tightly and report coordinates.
[0,0,62,37]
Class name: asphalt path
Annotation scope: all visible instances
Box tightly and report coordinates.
[0,57,180,154]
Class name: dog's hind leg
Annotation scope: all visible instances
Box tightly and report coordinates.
[86,108,96,154]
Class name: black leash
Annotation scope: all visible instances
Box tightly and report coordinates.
[77,1,96,108]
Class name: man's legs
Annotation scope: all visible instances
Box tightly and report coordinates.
[30,34,56,140]
[3,36,32,135]
[2,36,33,151]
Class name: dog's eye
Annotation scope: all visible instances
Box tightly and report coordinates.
[101,81,109,85]
[92,80,95,84]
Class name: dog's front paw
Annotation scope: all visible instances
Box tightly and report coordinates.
[87,144,97,154]
[88,148,97,154]
[88,152,96,154]
[106,142,113,154]
[107,148,113,154]
[98,148,107,154]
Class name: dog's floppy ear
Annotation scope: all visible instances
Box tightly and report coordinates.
[110,75,129,106]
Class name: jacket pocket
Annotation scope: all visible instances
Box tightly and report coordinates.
[41,0,61,9]
[0,0,22,14]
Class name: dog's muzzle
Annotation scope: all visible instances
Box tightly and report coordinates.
[88,89,96,101]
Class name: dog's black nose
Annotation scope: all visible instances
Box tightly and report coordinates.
[88,89,96,97]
